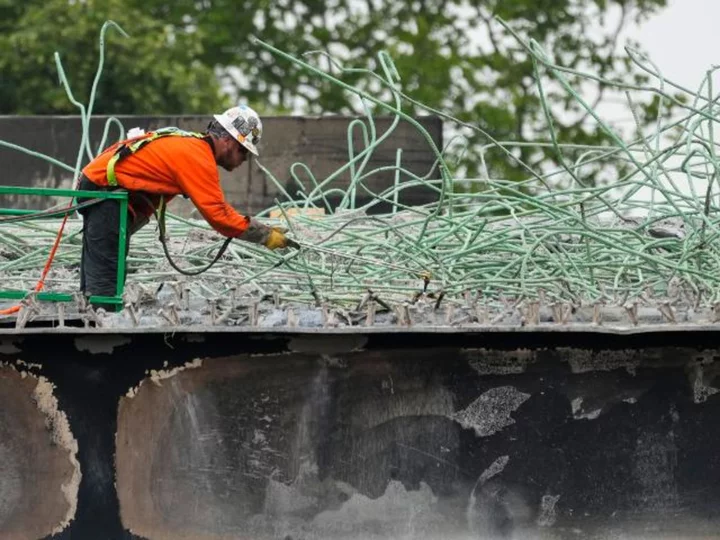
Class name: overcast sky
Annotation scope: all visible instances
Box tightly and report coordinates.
[633,0,720,89]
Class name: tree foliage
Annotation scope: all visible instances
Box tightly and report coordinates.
[0,0,228,115]
[130,0,672,182]
[1,0,671,183]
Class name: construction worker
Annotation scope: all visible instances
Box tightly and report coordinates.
[77,104,295,307]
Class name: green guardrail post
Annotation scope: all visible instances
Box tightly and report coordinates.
[115,194,128,311]
[0,185,129,312]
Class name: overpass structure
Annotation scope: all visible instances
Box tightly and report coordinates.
[3,20,720,540]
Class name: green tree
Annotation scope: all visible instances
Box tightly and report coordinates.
[2,0,672,184]
[0,0,228,115]
[126,0,672,183]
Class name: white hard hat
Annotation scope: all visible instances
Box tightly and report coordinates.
[214,104,263,156]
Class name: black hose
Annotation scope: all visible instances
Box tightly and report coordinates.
[156,199,233,276]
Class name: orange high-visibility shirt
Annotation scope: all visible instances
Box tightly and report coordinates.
[82,136,251,237]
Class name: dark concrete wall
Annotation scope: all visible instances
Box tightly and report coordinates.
[2,329,720,539]
[0,368,78,540]
[0,115,442,216]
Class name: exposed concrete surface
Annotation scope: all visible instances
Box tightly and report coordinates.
[108,341,720,539]
[451,386,531,437]
[537,494,560,527]
[464,348,536,375]
[310,480,449,539]
[116,356,251,539]
[9,320,720,335]
[0,364,79,539]
[115,352,474,539]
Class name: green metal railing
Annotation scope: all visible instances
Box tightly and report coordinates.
[0,186,128,309]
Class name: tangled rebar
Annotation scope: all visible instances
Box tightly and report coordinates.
[3,18,720,327]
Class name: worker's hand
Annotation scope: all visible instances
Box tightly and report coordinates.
[264,226,300,250]
[238,219,300,249]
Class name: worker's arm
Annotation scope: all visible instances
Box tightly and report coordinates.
[237,220,300,249]
[170,140,296,249]
[168,140,254,237]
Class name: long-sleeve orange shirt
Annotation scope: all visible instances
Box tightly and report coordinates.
[82,135,251,237]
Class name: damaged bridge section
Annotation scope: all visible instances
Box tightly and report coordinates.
[2,328,720,539]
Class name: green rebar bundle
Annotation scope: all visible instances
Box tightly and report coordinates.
[3,19,720,322]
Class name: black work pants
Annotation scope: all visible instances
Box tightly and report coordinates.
[78,176,134,311]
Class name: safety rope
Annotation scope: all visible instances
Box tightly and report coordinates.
[0,196,80,315]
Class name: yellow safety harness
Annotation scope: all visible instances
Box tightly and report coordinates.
[105,127,233,276]
[106,127,205,186]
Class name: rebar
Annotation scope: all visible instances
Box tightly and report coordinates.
[3,18,720,325]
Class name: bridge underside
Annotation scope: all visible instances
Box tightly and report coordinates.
[1,328,719,540]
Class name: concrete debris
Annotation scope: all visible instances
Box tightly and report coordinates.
[31,376,81,535]
[2,215,720,331]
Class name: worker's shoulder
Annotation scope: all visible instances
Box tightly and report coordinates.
[152,132,210,149]
[150,134,214,159]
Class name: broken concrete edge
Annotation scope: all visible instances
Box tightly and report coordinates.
[0,363,81,534]
[32,376,82,535]
[0,359,43,378]
[2,322,720,336]
[125,358,204,398]
[0,358,43,372]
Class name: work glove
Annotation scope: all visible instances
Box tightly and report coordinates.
[264,226,300,250]
[238,219,300,250]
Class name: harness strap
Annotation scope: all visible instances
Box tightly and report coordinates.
[104,128,231,275]
[106,127,205,186]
